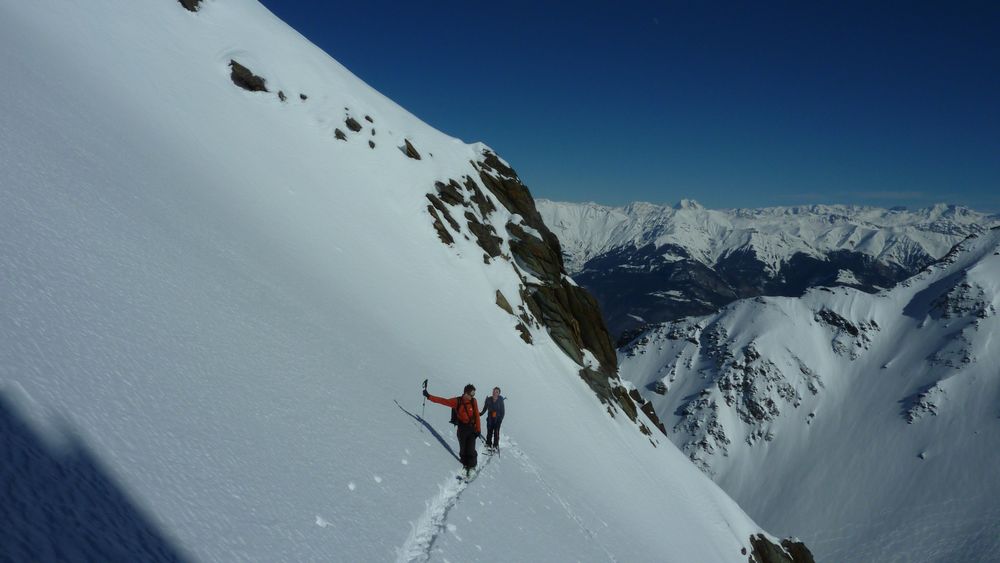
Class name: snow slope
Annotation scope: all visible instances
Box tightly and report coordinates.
[619,227,1000,562]
[539,199,998,274]
[0,1,791,561]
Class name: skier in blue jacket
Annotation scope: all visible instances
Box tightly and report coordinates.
[479,387,505,452]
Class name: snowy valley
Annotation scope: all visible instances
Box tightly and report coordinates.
[0,1,813,562]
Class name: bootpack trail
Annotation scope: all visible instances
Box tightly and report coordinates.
[395,442,498,563]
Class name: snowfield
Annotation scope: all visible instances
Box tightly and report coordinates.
[0,1,792,561]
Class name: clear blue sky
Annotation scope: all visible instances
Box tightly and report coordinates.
[260,1,999,212]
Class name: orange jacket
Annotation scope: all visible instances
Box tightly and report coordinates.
[427,394,481,433]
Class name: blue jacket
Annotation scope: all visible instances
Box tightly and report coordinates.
[480,395,505,424]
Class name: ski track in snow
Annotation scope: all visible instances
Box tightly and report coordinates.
[395,445,497,563]
[396,435,616,563]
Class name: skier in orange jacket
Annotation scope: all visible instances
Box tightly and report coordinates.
[424,383,481,476]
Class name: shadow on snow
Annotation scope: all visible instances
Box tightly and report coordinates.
[393,399,459,462]
[0,392,190,562]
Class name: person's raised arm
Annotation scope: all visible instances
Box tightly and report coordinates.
[426,393,457,408]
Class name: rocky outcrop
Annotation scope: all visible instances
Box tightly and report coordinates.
[178,0,201,12]
[422,148,665,436]
[403,139,421,160]
[229,60,268,92]
[465,211,503,259]
[345,117,362,132]
[814,308,879,360]
[472,152,619,375]
[626,318,829,468]
[495,290,514,315]
[748,534,815,563]
[902,383,944,423]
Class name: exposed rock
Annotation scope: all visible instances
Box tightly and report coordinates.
[639,400,667,434]
[519,286,544,322]
[515,322,532,343]
[434,180,465,206]
[426,205,454,245]
[902,383,944,423]
[364,115,374,123]
[426,194,460,232]
[334,129,347,141]
[476,153,552,243]
[815,309,859,336]
[464,212,503,258]
[229,60,268,92]
[675,392,730,471]
[475,150,624,394]
[277,90,286,102]
[299,93,308,100]
[814,308,878,359]
[715,343,799,428]
[421,148,644,426]
[368,140,375,149]
[345,117,362,132]
[178,0,200,12]
[748,534,815,563]
[931,279,990,320]
[403,139,422,160]
[495,290,514,315]
[464,176,496,218]
[528,283,616,375]
[508,223,562,280]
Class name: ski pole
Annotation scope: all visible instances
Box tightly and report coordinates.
[421,378,428,420]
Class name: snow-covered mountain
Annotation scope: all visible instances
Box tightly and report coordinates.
[0,1,812,561]
[538,199,999,338]
[619,226,1000,562]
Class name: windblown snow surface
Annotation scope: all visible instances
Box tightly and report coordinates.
[620,228,1000,562]
[0,1,781,561]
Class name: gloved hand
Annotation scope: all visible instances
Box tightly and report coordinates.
[422,389,429,398]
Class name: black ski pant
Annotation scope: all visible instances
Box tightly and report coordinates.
[457,424,478,469]
[486,419,501,449]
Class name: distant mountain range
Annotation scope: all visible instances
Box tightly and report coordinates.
[539,199,999,339]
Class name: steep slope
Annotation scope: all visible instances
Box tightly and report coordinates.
[620,227,1000,562]
[539,199,998,338]
[0,1,807,561]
